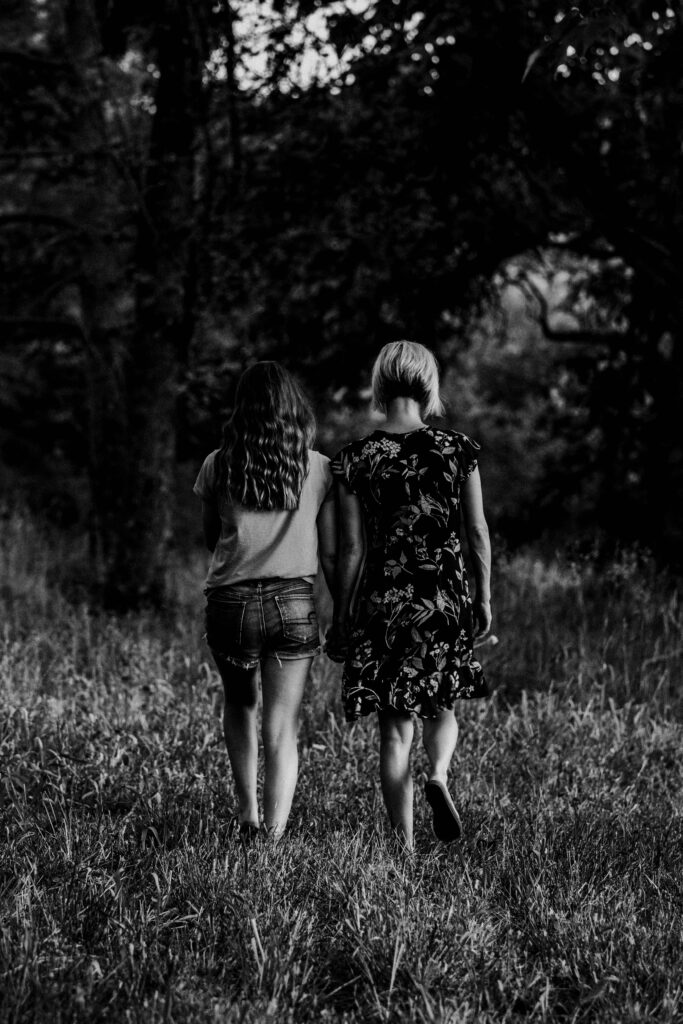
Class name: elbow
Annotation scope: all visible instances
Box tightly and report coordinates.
[469,520,489,538]
[467,522,490,548]
[320,551,337,573]
[340,539,364,561]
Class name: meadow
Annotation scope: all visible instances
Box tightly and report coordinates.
[1,507,682,1023]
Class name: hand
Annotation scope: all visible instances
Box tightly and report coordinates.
[324,620,351,663]
[473,599,492,639]
[330,616,351,642]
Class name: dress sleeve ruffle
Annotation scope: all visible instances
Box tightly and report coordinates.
[456,434,481,481]
[331,445,357,493]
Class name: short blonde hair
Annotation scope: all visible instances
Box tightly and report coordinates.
[371,340,444,418]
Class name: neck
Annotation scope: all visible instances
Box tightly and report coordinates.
[382,397,425,432]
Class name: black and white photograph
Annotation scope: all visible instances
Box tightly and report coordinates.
[1,1,682,1021]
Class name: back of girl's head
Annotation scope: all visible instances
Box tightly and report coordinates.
[219,361,315,510]
[371,340,444,418]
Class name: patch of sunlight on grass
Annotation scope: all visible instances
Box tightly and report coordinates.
[501,551,581,593]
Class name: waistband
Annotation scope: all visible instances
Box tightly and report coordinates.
[207,577,313,602]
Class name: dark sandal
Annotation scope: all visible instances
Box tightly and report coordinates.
[228,817,260,844]
[425,780,462,842]
[239,822,261,844]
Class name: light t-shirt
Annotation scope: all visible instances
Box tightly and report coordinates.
[193,449,333,591]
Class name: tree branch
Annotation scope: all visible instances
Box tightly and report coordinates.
[0,213,95,240]
[517,273,630,347]
[0,316,85,339]
[0,48,68,68]
[523,80,683,313]
[546,233,618,262]
[0,146,121,162]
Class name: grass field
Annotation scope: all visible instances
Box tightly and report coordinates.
[1,508,683,1023]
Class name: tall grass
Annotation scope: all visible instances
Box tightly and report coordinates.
[1,508,682,1023]
[491,548,683,710]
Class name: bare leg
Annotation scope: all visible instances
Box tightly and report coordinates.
[214,658,260,827]
[422,707,459,783]
[422,707,462,841]
[260,657,312,838]
[378,710,415,848]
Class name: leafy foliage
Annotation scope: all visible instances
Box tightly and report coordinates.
[3,0,683,576]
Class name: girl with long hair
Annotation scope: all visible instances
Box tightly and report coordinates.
[194,362,335,840]
[329,341,491,850]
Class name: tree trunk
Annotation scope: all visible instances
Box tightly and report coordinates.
[643,331,683,567]
[82,4,206,608]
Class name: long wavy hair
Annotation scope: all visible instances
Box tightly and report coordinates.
[217,362,316,510]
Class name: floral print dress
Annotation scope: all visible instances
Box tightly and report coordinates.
[331,427,488,721]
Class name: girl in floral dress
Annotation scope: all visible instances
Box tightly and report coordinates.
[330,341,491,848]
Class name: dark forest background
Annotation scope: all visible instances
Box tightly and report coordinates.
[2,0,682,608]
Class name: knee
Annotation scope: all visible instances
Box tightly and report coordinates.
[263,720,297,756]
[224,692,258,716]
[380,731,411,759]
[424,708,457,734]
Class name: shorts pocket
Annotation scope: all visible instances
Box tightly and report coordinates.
[275,594,318,644]
[206,599,246,650]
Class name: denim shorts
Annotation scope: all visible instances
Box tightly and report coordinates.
[205,578,320,670]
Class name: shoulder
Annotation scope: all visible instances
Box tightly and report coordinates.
[336,432,376,456]
[426,428,480,479]
[307,449,334,499]
[426,427,480,452]
[336,430,393,461]
[308,449,332,477]
[308,449,331,482]
[331,432,376,472]
[330,433,380,494]
[201,449,221,477]
[308,448,330,468]
[193,449,220,499]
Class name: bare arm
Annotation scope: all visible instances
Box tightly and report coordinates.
[461,467,492,637]
[201,499,221,552]
[317,495,337,595]
[334,479,365,631]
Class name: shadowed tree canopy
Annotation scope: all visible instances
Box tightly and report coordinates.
[208,0,683,558]
[1,0,682,607]
[1,0,232,606]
